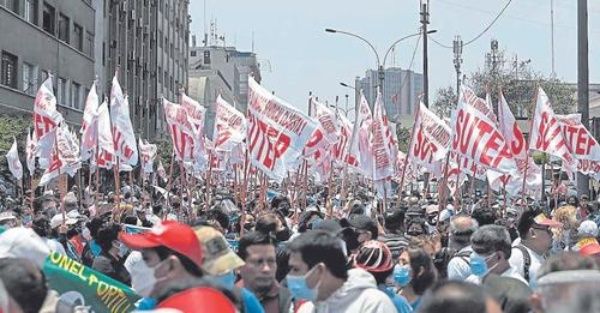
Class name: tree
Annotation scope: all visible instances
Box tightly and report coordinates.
[396,127,411,152]
[431,86,458,119]
[0,114,30,183]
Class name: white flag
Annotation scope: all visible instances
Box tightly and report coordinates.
[97,101,115,169]
[181,92,207,168]
[356,91,374,177]
[110,74,138,167]
[26,129,36,175]
[80,82,99,161]
[246,76,318,182]
[164,99,198,163]
[6,138,22,180]
[139,139,158,174]
[372,89,396,180]
[214,95,247,152]
[33,76,63,169]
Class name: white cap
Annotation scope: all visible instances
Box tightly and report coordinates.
[50,213,78,229]
[0,212,16,223]
[578,220,599,238]
[0,227,50,267]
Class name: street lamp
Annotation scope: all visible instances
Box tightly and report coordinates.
[326,28,436,104]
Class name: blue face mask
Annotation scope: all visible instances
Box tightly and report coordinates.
[470,253,489,277]
[286,267,319,302]
[212,271,237,290]
[394,264,412,287]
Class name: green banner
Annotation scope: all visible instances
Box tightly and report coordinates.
[43,252,140,313]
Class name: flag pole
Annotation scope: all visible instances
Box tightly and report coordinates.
[240,147,250,237]
[438,151,452,211]
[520,87,539,207]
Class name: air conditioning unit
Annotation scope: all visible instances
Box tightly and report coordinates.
[120,2,126,13]
[138,17,143,26]
[144,25,150,34]
[130,10,136,21]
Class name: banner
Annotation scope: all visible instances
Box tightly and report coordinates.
[529,87,577,172]
[157,160,167,180]
[460,85,497,123]
[110,75,138,167]
[138,139,157,174]
[40,124,81,186]
[555,113,600,177]
[451,88,516,174]
[163,99,198,163]
[372,90,396,180]
[214,95,247,152]
[6,138,22,180]
[409,102,452,167]
[246,76,318,182]
[80,82,99,161]
[33,76,63,169]
[43,252,139,313]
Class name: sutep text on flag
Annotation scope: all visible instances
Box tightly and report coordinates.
[33,76,63,169]
[214,95,247,152]
[110,74,138,167]
[247,76,318,182]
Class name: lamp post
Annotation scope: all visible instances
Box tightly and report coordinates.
[325,28,436,106]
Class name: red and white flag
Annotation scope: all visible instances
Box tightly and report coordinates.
[372,90,397,180]
[110,74,138,167]
[80,82,99,161]
[408,102,452,168]
[96,101,115,170]
[6,138,22,180]
[33,76,63,169]
[181,92,207,168]
[247,76,318,182]
[333,112,359,167]
[555,113,600,176]
[26,129,36,175]
[164,99,198,163]
[214,95,246,152]
[529,87,577,172]
[138,139,158,174]
[356,91,374,177]
[451,87,516,174]
[39,125,81,186]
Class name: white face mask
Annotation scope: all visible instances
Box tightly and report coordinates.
[128,254,158,298]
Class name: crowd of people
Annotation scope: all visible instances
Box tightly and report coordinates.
[0,180,600,313]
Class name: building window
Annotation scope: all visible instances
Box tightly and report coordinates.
[57,77,69,105]
[86,32,94,57]
[42,2,55,35]
[203,50,210,64]
[73,23,83,51]
[190,50,196,57]
[1,51,18,89]
[58,14,70,43]
[6,0,19,14]
[22,62,38,95]
[24,0,38,24]
[158,66,162,83]
[71,81,80,109]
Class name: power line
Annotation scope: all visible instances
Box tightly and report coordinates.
[429,0,514,49]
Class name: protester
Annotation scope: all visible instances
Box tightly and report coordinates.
[93,222,131,284]
[394,246,437,310]
[237,231,292,313]
[379,209,410,259]
[354,240,413,313]
[509,210,560,284]
[287,230,396,313]
[0,258,48,313]
[446,215,478,281]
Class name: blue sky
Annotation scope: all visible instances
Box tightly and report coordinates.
[188,0,600,114]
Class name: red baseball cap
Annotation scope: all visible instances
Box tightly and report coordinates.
[580,243,600,257]
[533,213,563,228]
[157,287,236,313]
[119,221,203,268]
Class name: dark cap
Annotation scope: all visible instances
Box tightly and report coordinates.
[345,215,378,240]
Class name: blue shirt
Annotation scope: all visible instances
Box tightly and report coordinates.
[241,288,265,313]
[379,285,413,313]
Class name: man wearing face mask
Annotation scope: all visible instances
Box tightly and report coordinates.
[92,222,131,284]
[194,226,265,313]
[238,231,292,313]
[425,205,439,234]
[119,221,204,306]
[288,230,396,313]
[466,225,527,285]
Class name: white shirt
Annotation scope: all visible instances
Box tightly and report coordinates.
[447,246,473,281]
[508,244,544,284]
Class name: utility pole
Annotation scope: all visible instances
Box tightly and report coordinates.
[421,0,430,107]
[453,36,463,99]
[577,0,589,196]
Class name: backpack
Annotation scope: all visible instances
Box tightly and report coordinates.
[513,245,532,281]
